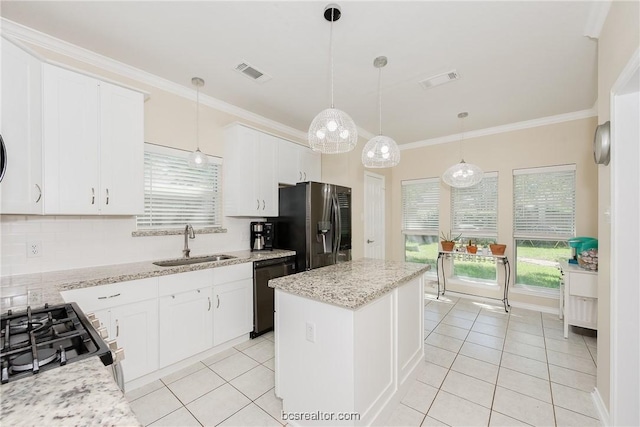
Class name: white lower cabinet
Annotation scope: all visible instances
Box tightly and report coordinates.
[213,278,253,346]
[62,263,255,386]
[60,277,159,382]
[159,287,213,367]
[561,261,598,338]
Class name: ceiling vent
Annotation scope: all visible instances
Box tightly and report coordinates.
[419,70,460,90]
[234,61,272,84]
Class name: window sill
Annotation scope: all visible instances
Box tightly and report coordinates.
[510,285,560,299]
[132,227,227,237]
[446,277,499,288]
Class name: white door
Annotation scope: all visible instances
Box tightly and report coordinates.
[610,52,640,427]
[364,172,385,259]
[42,64,99,214]
[99,81,144,215]
[110,299,159,381]
[0,37,43,215]
[213,278,253,346]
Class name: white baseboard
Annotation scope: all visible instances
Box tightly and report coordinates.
[425,289,560,315]
[592,387,610,426]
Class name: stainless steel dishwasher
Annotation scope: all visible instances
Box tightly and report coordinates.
[252,256,296,338]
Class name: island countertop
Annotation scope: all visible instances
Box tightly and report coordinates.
[269,258,430,310]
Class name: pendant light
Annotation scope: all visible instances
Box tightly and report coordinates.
[442,112,483,188]
[362,56,400,168]
[188,77,208,168]
[308,4,358,154]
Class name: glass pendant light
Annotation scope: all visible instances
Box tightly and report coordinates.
[188,77,208,168]
[442,112,483,188]
[362,56,400,168]
[308,4,358,154]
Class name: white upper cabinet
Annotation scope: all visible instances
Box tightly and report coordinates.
[224,124,278,216]
[277,139,321,185]
[42,63,143,215]
[0,37,43,214]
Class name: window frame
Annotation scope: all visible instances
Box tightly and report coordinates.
[512,164,576,292]
[136,143,223,231]
[450,172,499,284]
[401,178,440,274]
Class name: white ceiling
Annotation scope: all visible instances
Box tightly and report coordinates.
[0,1,598,144]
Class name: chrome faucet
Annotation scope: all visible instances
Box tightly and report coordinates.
[183,224,195,258]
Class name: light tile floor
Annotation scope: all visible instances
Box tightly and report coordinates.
[126,294,600,426]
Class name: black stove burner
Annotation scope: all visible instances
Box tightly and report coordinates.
[1,303,113,384]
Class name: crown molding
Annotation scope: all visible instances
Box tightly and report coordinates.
[583,0,611,39]
[0,18,309,142]
[400,108,598,151]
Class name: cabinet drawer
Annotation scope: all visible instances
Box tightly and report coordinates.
[158,268,214,296]
[215,263,253,284]
[61,277,158,312]
[569,273,597,298]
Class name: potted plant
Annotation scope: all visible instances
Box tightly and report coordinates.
[466,239,478,254]
[489,242,507,255]
[440,231,461,252]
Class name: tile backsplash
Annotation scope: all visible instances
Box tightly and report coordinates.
[0,215,256,276]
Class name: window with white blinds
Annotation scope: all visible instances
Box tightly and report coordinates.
[401,178,440,234]
[451,172,498,237]
[513,165,576,238]
[137,144,222,229]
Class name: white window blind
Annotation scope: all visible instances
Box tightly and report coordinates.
[513,165,576,238]
[451,172,498,237]
[137,144,222,229]
[402,178,439,234]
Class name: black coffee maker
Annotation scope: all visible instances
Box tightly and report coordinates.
[250,222,274,251]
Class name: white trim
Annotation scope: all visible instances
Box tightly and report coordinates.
[401,108,597,151]
[592,388,611,426]
[144,142,223,164]
[0,17,310,142]
[513,164,576,175]
[609,46,640,427]
[401,177,439,186]
[583,0,612,39]
[426,289,560,316]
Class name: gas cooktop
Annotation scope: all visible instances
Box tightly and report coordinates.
[0,303,113,384]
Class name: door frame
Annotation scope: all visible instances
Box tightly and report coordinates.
[364,171,386,259]
[609,47,640,426]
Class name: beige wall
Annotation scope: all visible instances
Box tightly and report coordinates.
[595,0,640,412]
[388,118,598,308]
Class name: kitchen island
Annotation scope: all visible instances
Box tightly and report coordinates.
[269,258,429,426]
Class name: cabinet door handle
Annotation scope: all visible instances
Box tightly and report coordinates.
[116,319,119,338]
[91,188,95,205]
[304,172,307,181]
[262,200,265,210]
[299,172,302,181]
[208,297,211,311]
[217,295,220,308]
[34,184,42,203]
[257,199,260,210]
[98,293,121,300]
[105,188,109,205]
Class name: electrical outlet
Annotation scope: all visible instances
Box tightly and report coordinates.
[305,321,316,343]
[27,241,42,258]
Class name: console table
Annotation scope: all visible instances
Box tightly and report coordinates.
[436,251,511,312]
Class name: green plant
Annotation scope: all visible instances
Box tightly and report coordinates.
[440,231,462,242]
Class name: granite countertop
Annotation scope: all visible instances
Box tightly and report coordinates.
[0,358,140,426]
[269,258,430,310]
[0,248,295,426]
[1,249,296,310]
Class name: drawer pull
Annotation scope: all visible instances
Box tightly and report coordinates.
[217,295,220,309]
[91,187,95,205]
[35,184,42,203]
[97,293,121,300]
[208,297,211,311]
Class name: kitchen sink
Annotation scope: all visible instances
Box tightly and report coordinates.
[153,254,236,267]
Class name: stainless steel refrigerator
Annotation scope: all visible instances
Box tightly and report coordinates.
[270,181,352,271]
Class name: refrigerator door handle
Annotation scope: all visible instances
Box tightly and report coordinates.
[332,191,342,263]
